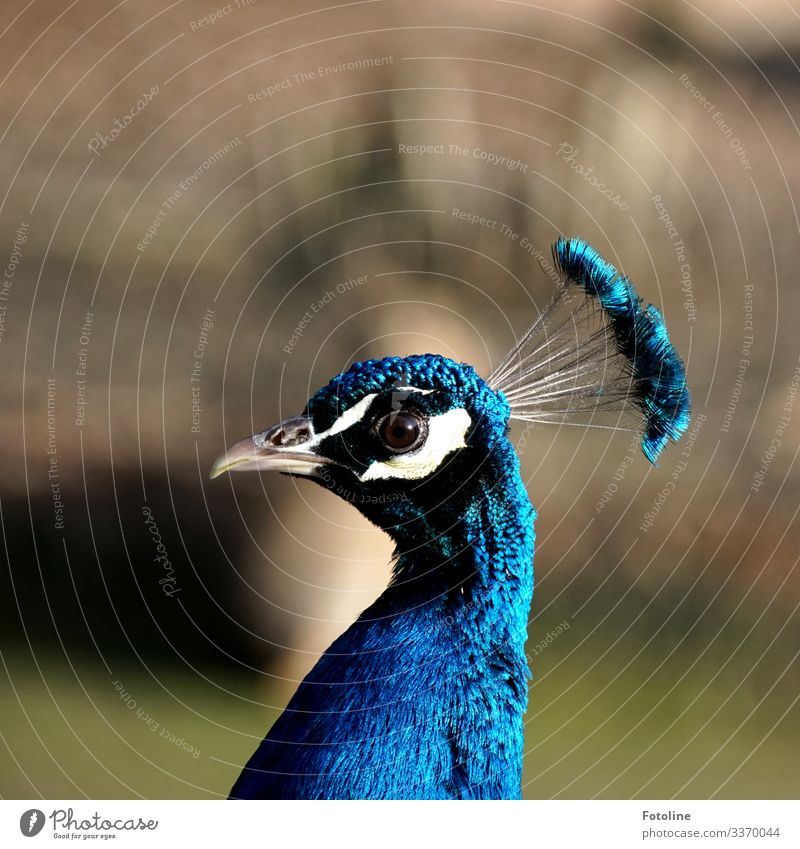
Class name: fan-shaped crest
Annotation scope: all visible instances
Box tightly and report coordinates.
[488,238,691,463]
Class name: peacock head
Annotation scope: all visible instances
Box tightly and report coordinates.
[210,354,514,532]
[212,239,691,535]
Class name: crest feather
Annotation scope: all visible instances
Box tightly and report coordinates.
[488,237,691,463]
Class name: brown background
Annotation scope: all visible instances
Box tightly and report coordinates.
[0,0,798,798]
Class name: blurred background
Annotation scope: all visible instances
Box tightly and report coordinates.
[1,0,798,799]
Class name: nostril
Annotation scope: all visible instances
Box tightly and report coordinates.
[283,426,311,446]
[265,419,313,448]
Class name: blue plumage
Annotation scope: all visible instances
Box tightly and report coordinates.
[229,356,534,799]
[552,238,691,462]
[212,238,690,799]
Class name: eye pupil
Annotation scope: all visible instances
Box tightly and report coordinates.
[380,413,421,450]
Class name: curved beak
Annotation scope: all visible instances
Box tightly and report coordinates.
[210,416,325,479]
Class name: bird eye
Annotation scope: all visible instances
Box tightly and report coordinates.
[377,411,426,453]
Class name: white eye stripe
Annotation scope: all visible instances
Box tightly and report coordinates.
[325,393,378,438]
[302,385,433,448]
[359,407,471,482]
[275,386,467,482]
[280,393,377,454]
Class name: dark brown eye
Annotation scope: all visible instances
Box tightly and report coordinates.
[378,412,425,453]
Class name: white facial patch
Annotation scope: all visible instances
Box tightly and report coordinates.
[304,387,431,447]
[279,392,377,454]
[322,393,378,439]
[359,407,472,482]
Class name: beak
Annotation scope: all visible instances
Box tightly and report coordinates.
[210,416,325,479]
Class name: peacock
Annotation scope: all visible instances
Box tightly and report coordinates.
[211,237,691,800]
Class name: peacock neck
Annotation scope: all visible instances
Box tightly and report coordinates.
[349,439,536,797]
[236,439,537,800]
[359,436,536,714]
[382,437,536,628]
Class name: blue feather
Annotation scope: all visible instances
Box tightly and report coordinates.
[552,238,691,463]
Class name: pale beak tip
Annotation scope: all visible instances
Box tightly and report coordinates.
[210,436,260,480]
[209,462,227,480]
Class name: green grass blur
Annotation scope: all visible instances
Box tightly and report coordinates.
[3,590,796,799]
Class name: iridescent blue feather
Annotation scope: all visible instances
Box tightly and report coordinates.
[489,238,691,464]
